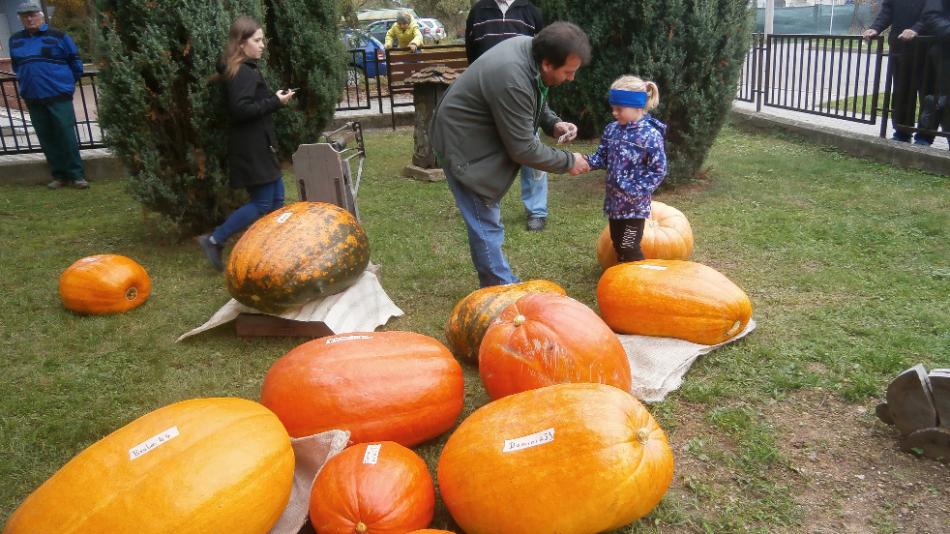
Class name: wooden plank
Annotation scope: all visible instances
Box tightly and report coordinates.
[235,313,334,338]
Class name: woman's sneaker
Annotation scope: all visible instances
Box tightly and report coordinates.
[197,234,225,272]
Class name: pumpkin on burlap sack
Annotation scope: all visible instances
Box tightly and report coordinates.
[596,200,694,268]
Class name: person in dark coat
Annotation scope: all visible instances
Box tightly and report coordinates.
[864,0,934,144]
[198,16,295,271]
[919,0,950,146]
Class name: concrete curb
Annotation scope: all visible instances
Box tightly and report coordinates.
[0,149,126,186]
[730,108,949,176]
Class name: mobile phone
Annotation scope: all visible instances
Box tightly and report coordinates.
[284,87,300,93]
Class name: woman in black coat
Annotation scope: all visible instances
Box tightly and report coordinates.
[198,16,295,271]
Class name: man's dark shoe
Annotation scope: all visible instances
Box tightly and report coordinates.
[526,217,546,232]
[198,234,225,272]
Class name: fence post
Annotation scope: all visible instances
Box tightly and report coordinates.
[877,37,891,139]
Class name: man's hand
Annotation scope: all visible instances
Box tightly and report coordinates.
[898,29,918,41]
[862,29,878,40]
[568,153,589,176]
[409,43,418,52]
[554,122,578,144]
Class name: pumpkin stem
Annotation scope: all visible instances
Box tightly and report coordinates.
[726,320,741,337]
[513,314,526,326]
[125,287,138,301]
[636,428,650,444]
[355,522,368,533]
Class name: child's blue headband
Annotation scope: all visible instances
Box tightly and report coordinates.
[609,89,647,108]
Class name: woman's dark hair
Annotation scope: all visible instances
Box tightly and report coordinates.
[531,22,591,68]
[223,16,262,80]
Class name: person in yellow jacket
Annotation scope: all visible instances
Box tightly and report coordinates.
[385,12,423,51]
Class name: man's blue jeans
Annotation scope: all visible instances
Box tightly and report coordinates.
[446,174,520,287]
[520,166,548,219]
[212,178,285,243]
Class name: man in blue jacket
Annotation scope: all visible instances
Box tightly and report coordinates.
[9,2,87,189]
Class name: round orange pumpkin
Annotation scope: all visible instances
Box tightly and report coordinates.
[596,200,694,269]
[478,292,631,400]
[438,383,674,534]
[59,254,152,314]
[445,279,566,363]
[226,201,370,313]
[261,331,464,446]
[406,530,456,533]
[597,259,752,344]
[4,398,294,534]
[309,441,435,534]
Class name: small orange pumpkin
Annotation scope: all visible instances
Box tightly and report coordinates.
[438,383,674,534]
[597,259,752,344]
[478,293,631,400]
[596,200,694,268]
[309,441,435,534]
[445,280,566,363]
[59,254,152,314]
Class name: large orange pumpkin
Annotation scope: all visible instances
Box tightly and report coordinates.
[445,279,566,363]
[309,441,435,534]
[58,254,152,314]
[438,383,674,534]
[4,398,294,534]
[478,292,631,400]
[226,201,369,313]
[261,331,464,446]
[407,530,456,533]
[596,201,694,268]
[597,259,752,344]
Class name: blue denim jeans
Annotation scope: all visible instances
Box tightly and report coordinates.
[446,174,520,287]
[212,178,285,243]
[520,165,548,218]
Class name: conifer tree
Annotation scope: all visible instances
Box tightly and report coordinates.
[537,0,753,182]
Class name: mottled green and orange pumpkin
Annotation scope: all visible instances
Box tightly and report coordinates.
[3,398,294,534]
[597,259,752,345]
[478,293,631,400]
[445,280,566,363]
[596,201,694,269]
[226,202,369,313]
[438,383,674,534]
[309,441,435,533]
[59,254,152,315]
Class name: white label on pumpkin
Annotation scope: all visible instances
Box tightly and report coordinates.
[502,428,555,453]
[276,212,293,224]
[362,443,382,464]
[129,426,180,460]
[638,265,668,271]
[326,335,372,345]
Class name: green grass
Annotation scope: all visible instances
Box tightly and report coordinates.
[1,125,948,531]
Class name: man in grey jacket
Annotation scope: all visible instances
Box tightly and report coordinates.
[431,22,591,287]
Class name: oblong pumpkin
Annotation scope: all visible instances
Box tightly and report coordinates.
[478,292,631,400]
[407,530,456,533]
[4,398,294,534]
[438,383,674,534]
[261,331,464,446]
[598,259,752,344]
[445,279,566,363]
[596,200,694,269]
[226,201,370,313]
[309,441,435,534]
[59,254,152,314]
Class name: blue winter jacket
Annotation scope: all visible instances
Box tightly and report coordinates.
[8,23,83,101]
[586,115,668,220]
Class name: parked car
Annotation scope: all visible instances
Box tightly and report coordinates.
[341,28,387,78]
[364,19,396,46]
[417,18,447,44]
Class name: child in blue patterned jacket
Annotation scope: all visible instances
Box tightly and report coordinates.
[585,75,668,262]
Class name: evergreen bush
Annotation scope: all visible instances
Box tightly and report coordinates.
[537,0,753,182]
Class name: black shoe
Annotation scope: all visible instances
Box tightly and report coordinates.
[198,234,224,272]
[526,217,546,232]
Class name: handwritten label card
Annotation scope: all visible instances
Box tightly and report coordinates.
[362,443,382,464]
[129,426,180,461]
[502,428,555,453]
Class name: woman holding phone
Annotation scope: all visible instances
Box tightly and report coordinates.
[198,15,296,271]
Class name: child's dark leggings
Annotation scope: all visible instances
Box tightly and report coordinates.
[609,217,647,262]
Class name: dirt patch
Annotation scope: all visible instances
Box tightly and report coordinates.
[664,390,949,533]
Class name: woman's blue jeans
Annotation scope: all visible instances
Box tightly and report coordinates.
[445,174,520,287]
[212,178,285,243]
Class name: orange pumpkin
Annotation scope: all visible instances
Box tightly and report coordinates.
[597,259,752,344]
[261,331,464,446]
[438,383,674,534]
[596,200,694,268]
[226,201,370,313]
[309,441,435,534]
[478,293,631,400]
[4,398,294,534]
[445,279,566,363]
[406,530,456,533]
[59,254,151,314]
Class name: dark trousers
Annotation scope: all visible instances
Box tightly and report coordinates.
[26,98,84,181]
[609,217,647,263]
[890,41,935,143]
